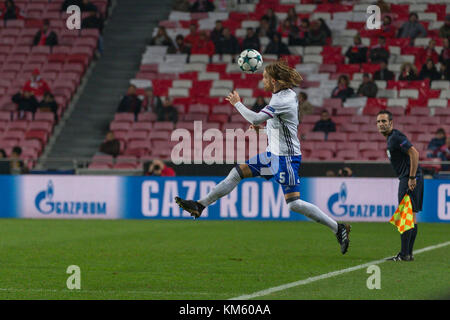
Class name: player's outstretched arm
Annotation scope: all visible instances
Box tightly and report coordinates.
[226,90,271,126]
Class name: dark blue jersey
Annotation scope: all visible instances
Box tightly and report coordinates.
[386,129,421,179]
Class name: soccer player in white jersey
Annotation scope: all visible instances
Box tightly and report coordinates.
[176,61,351,254]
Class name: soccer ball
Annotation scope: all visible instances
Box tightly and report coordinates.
[237,49,263,73]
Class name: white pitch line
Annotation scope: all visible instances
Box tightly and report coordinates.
[229,241,450,300]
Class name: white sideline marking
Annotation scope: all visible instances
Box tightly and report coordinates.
[229,241,450,300]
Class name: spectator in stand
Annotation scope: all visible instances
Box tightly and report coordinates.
[418,59,441,82]
[156,97,178,124]
[436,137,450,171]
[99,131,120,158]
[439,15,450,39]
[426,128,446,158]
[306,20,327,46]
[286,7,301,27]
[10,146,26,174]
[264,33,290,56]
[214,28,238,55]
[142,87,162,113]
[262,8,278,32]
[369,36,390,63]
[117,85,142,119]
[149,26,174,47]
[0,0,24,20]
[81,10,104,33]
[22,69,51,99]
[33,19,58,47]
[167,34,190,54]
[241,27,260,51]
[191,31,216,57]
[438,63,450,81]
[184,23,199,50]
[317,18,332,39]
[337,167,353,177]
[173,0,190,12]
[251,96,266,113]
[439,37,450,67]
[380,15,396,39]
[398,62,418,81]
[12,90,39,116]
[345,35,368,64]
[146,159,176,176]
[190,0,215,13]
[38,92,59,122]
[331,75,354,102]
[357,73,378,98]
[79,0,98,12]
[210,20,224,44]
[397,12,427,40]
[277,19,295,38]
[290,18,309,46]
[418,39,439,66]
[81,10,104,56]
[375,0,390,13]
[373,59,395,81]
[298,92,314,122]
[325,170,336,177]
[256,16,274,39]
[313,109,336,135]
[0,148,8,174]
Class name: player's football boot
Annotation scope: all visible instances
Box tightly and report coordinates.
[175,197,205,219]
[336,223,351,254]
[387,253,412,261]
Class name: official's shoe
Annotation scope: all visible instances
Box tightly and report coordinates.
[387,253,412,261]
[336,223,351,254]
[175,197,205,219]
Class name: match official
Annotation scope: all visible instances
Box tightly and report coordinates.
[376,110,423,261]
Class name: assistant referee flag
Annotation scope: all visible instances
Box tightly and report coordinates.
[390,193,415,234]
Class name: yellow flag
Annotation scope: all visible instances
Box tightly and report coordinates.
[390,193,415,234]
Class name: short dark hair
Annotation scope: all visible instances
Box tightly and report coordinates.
[12,146,22,155]
[299,92,307,100]
[0,149,6,158]
[377,110,393,121]
[409,12,418,19]
[436,128,446,135]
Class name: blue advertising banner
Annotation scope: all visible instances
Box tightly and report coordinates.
[0,175,448,223]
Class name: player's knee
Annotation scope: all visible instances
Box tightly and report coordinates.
[236,164,253,179]
[285,192,300,205]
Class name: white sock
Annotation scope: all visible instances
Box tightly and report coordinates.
[288,199,338,233]
[198,167,242,207]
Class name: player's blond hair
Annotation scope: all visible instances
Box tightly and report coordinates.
[265,60,303,90]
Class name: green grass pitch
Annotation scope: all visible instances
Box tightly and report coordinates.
[0,219,448,300]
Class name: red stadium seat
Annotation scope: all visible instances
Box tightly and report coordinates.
[304,131,326,141]
[327,132,347,142]
[110,121,131,132]
[89,162,113,169]
[25,130,48,143]
[310,149,333,160]
[137,112,157,122]
[315,141,336,151]
[335,149,360,160]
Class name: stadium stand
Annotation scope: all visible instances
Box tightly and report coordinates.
[8,0,441,173]
[0,0,109,169]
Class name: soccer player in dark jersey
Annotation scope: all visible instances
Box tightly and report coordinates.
[376,110,424,261]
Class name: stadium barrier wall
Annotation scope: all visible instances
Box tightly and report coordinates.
[0,176,448,223]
